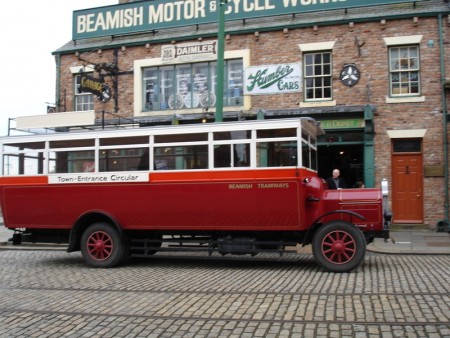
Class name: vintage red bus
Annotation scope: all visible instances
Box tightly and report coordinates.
[0,117,390,272]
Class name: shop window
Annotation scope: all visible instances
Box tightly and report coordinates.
[74,74,94,111]
[142,60,243,111]
[389,46,420,96]
[303,52,332,101]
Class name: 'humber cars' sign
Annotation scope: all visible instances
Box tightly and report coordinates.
[244,63,301,95]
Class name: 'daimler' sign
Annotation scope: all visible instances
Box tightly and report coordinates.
[73,0,423,40]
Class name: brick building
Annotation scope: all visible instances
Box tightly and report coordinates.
[51,0,450,228]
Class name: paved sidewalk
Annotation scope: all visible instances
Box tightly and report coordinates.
[368,230,450,255]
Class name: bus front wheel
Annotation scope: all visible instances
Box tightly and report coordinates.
[81,222,126,268]
[312,221,366,273]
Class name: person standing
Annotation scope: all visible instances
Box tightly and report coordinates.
[326,169,347,189]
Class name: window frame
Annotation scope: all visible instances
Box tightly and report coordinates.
[388,45,421,97]
[303,51,333,102]
[74,74,95,111]
[141,59,243,112]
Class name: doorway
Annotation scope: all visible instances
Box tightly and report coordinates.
[391,139,424,224]
[318,144,364,188]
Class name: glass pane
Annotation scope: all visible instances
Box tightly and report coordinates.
[4,142,45,151]
[214,144,231,168]
[99,148,147,172]
[227,59,243,106]
[154,145,208,170]
[257,142,297,167]
[143,68,159,111]
[257,128,296,139]
[314,65,322,76]
[214,140,251,167]
[154,133,208,143]
[302,141,310,168]
[193,62,212,108]
[176,64,192,109]
[54,150,95,173]
[160,66,175,109]
[214,130,251,140]
[393,139,421,153]
[314,53,323,64]
[234,144,250,167]
[100,136,148,146]
[50,139,95,148]
[3,153,44,175]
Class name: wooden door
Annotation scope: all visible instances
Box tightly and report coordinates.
[391,152,423,224]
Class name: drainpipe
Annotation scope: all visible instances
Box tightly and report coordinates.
[438,14,449,231]
[55,53,61,112]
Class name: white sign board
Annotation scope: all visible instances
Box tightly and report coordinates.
[244,63,302,95]
[48,173,149,184]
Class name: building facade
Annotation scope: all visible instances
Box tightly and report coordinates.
[51,0,450,228]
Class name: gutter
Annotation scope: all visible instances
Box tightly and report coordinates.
[438,14,449,231]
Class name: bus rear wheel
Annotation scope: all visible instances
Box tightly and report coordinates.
[81,222,126,268]
[312,221,366,273]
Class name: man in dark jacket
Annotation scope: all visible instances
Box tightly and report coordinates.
[326,169,347,189]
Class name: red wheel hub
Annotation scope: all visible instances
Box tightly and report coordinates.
[321,230,356,264]
[87,231,113,261]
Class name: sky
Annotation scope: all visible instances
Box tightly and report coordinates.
[0,1,113,136]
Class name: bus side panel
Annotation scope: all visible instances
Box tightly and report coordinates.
[2,180,304,231]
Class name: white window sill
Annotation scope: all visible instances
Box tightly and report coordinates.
[385,96,425,104]
[300,100,336,108]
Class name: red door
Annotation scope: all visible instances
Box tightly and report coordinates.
[391,153,423,223]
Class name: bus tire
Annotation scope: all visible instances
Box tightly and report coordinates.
[81,222,126,268]
[312,220,366,273]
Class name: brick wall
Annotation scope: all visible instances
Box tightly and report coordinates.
[57,15,450,226]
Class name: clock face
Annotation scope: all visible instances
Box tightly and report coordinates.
[340,64,360,86]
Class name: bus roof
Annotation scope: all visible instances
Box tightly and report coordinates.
[1,117,324,144]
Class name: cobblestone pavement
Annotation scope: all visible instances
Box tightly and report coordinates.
[0,250,449,337]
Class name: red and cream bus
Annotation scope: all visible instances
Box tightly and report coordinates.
[0,117,390,272]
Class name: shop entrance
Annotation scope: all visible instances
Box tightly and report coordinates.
[318,144,364,188]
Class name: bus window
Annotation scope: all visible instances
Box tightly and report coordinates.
[54,150,95,173]
[154,133,208,143]
[311,147,317,171]
[154,145,208,170]
[100,136,149,146]
[214,143,250,168]
[302,141,310,169]
[257,141,297,167]
[100,148,148,172]
[213,130,251,140]
[257,128,297,139]
[2,142,45,175]
[49,139,95,148]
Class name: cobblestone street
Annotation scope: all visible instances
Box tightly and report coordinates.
[0,250,449,337]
